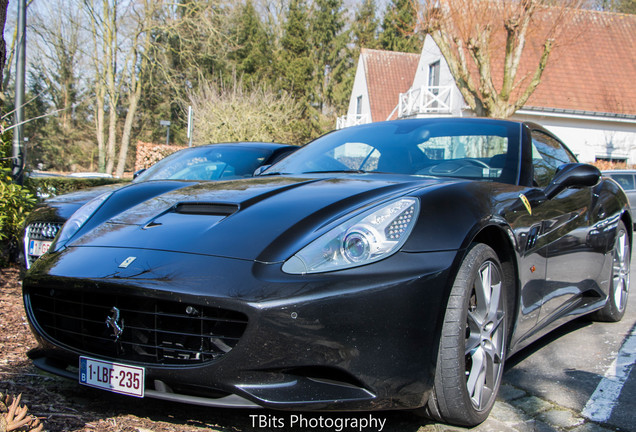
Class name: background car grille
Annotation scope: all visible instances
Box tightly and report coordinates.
[25,222,63,268]
[27,288,248,365]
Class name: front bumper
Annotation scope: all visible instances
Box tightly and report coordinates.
[23,246,458,411]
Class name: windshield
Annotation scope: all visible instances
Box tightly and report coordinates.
[266,119,521,184]
[134,145,274,182]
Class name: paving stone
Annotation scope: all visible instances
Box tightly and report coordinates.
[498,383,527,401]
[511,395,555,416]
[472,417,523,432]
[538,409,585,429]
[415,425,441,432]
[490,401,529,424]
[570,423,617,432]
[527,420,560,432]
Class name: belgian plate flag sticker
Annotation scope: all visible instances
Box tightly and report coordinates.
[519,193,532,215]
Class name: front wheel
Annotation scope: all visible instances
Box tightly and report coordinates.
[592,220,630,322]
[424,243,507,427]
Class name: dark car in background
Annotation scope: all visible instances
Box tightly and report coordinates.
[603,170,636,226]
[23,118,631,427]
[23,142,296,268]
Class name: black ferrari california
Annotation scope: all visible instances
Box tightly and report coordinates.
[22,118,631,427]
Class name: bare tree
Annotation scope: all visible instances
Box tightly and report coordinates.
[2,0,35,99]
[418,0,583,118]
[83,0,116,172]
[83,0,157,175]
[114,0,155,177]
[30,1,85,133]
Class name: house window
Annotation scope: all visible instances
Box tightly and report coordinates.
[428,61,441,108]
[428,61,440,88]
[356,96,363,115]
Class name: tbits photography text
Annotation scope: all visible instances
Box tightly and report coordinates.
[249,413,387,431]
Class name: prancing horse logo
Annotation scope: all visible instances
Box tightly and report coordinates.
[105,307,124,341]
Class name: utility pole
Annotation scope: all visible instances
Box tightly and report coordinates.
[11,0,26,185]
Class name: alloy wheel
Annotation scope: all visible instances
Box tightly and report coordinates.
[465,260,505,410]
[613,229,630,312]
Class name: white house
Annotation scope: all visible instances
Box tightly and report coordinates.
[339,8,636,165]
[338,48,419,129]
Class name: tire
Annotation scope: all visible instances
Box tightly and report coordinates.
[424,243,507,427]
[592,220,630,322]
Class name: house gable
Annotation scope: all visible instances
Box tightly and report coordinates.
[361,48,420,121]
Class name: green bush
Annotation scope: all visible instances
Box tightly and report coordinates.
[0,170,37,264]
[24,176,129,201]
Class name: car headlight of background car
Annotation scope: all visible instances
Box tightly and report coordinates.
[282,197,419,274]
[52,191,113,252]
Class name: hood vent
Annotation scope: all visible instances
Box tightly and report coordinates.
[174,202,239,216]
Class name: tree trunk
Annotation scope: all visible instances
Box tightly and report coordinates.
[104,0,118,175]
[0,0,9,93]
[115,91,139,177]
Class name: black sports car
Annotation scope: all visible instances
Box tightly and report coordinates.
[23,118,631,427]
[22,142,297,268]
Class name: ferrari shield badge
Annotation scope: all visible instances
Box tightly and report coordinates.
[519,194,532,215]
[119,256,137,268]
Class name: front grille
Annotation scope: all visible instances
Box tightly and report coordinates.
[27,288,248,365]
[27,222,63,240]
[25,222,63,268]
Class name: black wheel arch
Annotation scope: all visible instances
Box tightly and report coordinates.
[463,222,520,358]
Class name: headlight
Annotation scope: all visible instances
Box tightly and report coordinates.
[282,197,419,274]
[52,191,113,251]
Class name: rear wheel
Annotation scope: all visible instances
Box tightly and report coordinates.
[592,220,630,322]
[424,243,507,427]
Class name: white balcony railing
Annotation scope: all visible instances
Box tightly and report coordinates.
[398,86,454,118]
[336,113,370,130]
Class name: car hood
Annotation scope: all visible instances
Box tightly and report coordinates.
[28,183,126,223]
[69,174,442,262]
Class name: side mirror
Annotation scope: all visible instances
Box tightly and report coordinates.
[253,165,271,176]
[133,169,146,180]
[544,163,600,200]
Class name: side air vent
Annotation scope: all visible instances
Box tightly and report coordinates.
[174,203,239,216]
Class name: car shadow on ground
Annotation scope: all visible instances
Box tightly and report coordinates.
[503,316,593,371]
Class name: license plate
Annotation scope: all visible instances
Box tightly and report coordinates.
[79,357,145,397]
[28,239,52,257]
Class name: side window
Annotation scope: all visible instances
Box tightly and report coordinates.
[531,131,578,188]
[610,174,635,191]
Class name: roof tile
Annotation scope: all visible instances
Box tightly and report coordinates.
[361,48,420,121]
